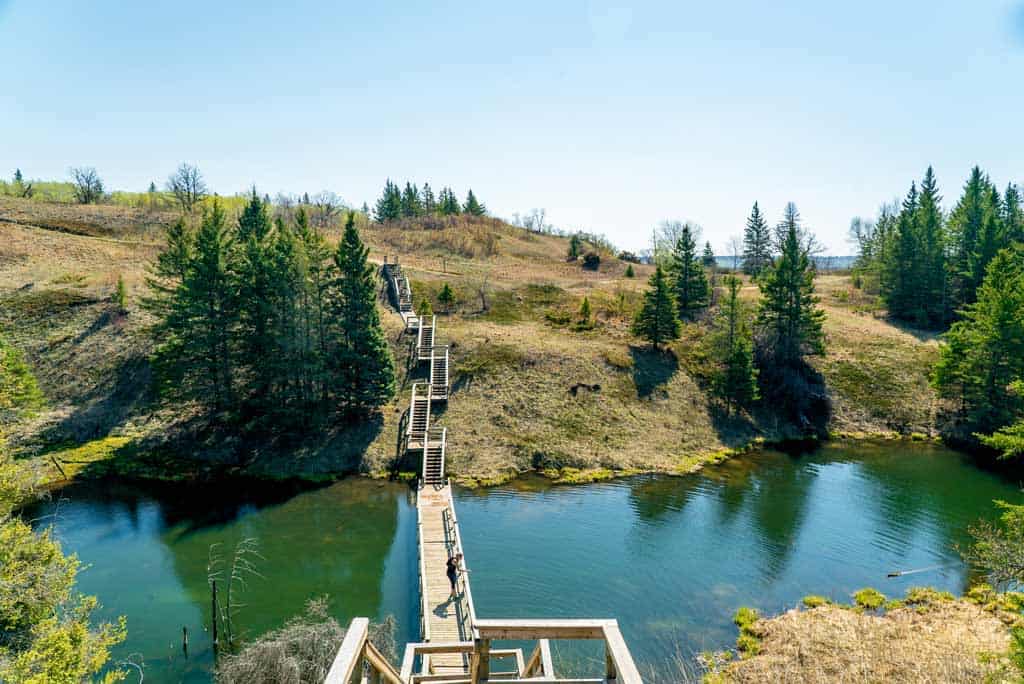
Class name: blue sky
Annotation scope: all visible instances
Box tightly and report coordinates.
[2,1,1023,252]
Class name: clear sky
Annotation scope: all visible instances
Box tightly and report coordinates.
[2,1,1023,253]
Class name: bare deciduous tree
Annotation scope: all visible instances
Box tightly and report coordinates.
[69,166,104,204]
[728,235,744,272]
[652,219,703,264]
[310,191,344,229]
[166,163,208,212]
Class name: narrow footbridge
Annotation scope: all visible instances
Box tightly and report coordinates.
[324,259,641,683]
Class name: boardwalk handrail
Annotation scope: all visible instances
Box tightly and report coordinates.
[324,617,403,684]
[442,487,477,634]
[416,505,431,644]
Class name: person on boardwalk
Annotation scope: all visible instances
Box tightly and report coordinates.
[447,553,464,600]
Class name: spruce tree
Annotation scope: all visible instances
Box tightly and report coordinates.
[934,245,1024,435]
[576,296,593,330]
[463,189,486,216]
[328,212,395,416]
[114,274,128,314]
[294,206,333,407]
[632,265,680,350]
[401,182,422,217]
[13,169,22,184]
[916,167,947,325]
[624,264,635,278]
[439,187,461,215]
[712,275,758,413]
[949,167,990,308]
[438,282,455,313]
[416,297,433,318]
[887,182,921,322]
[756,205,825,366]
[374,179,402,222]
[668,224,709,319]
[742,202,772,276]
[1005,184,1024,245]
[149,199,237,413]
[422,183,437,214]
[567,233,582,261]
[702,241,717,268]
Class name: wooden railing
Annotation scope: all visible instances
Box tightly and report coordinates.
[416,506,431,645]
[442,486,477,636]
[324,617,404,684]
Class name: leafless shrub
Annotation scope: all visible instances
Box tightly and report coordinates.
[166,163,207,212]
[215,599,396,684]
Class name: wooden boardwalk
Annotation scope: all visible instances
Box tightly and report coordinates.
[417,482,475,675]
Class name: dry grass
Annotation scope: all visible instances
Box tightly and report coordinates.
[721,600,1014,683]
[0,198,947,482]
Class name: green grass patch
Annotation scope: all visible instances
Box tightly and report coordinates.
[802,595,830,608]
[853,587,886,610]
[457,343,528,379]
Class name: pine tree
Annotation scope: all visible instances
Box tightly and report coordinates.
[624,264,635,278]
[567,233,582,261]
[401,182,422,218]
[294,206,334,408]
[916,167,947,325]
[668,224,709,319]
[148,181,157,194]
[416,297,433,318]
[886,182,922,322]
[702,241,717,268]
[1005,184,1024,245]
[438,282,455,313]
[756,205,825,366]
[463,189,486,216]
[949,167,990,309]
[374,179,402,223]
[712,275,758,413]
[934,245,1024,435]
[149,199,238,413]
[422,183,437,214]
[328,213,395,416]
[742,202,773,276]
[576,296,593,330]
[439,187,461,215]
[233,190,278,418]
[113,274,128,314]
[632,265,680,350]
[13,169,22,184]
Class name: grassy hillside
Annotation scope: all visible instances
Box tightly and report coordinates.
[0,197,941,485]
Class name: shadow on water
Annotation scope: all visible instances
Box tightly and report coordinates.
[629,345,677,399]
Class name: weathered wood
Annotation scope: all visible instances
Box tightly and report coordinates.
[540,639,554,678]
[474,619,614,641]
[364,640,404,684]
[602,624,642,684]
[324,617,368,684]
[472,638,490,683]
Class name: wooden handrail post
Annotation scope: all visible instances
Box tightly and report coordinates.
[472,638,490,683]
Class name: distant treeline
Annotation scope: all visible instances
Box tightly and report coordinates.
[373,179,486,222]
[146,191,394,432]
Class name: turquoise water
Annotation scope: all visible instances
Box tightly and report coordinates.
[29,441,1023,681]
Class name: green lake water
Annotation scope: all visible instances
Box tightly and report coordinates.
[28,441,1024,681]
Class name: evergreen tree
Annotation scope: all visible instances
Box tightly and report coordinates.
[13,169,22,184]
[114,274,128,314]
[916,167,947,325]
[148,181,157,194]
[438,282,455,313]
[422,183,437,214]
[576,296,593,330]
[934,245,1024,436]
[712,275,758,413]
[742,202,773,276]
[401,182,422,217]
[668,224,710,319]
[374,179,402,222]
[328,213,395,415]
[1005,183,1024,245]
[632,265,680,350]
[463,189,486,216]
[567,233,582,260]
[886,182,922,321]
[702,241,717,268]
[439,187,461,215]
[149,199,238,413]
[756,205,825,366]
[233,190,279,418]
[624,264,635,278]
[416,297,433,318]
[949,167,991,308]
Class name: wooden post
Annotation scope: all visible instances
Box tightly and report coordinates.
[606,645,617,680]
[473,638,490,683]
[210,580,219,653]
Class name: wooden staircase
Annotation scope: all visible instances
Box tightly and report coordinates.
[417,316,435,361]
[406,382,431,453]
[385,261,419,331]
[429,346,449,400]
[422,428,446,485]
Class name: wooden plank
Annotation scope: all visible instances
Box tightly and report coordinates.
[474,619,614,641]
[325,617,368,684]
[364,640,404,684]
[602,624,642,684]
[540,639,554,678]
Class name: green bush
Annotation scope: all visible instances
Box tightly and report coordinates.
[853,587,886,610]
[802,595,829,608]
